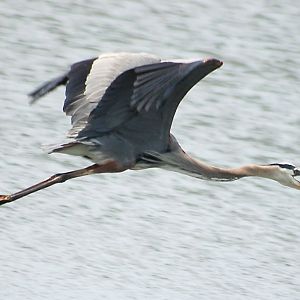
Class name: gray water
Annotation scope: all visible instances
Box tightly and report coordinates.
[0,0,300,299]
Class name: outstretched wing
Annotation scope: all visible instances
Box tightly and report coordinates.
[29,53,222,153]
[28,53,161,138]
[77,58,222,152]
[64,53,161,137]
[79,62,182,136]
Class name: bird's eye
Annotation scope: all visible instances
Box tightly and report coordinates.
[293,168,300,177]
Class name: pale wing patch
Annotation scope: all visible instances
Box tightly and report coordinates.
[67,53,160,137]
[84,52,160,104]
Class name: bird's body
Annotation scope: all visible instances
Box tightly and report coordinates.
[31,52,224,173]
[0,52,299,205]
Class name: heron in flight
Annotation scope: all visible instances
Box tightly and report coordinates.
[1,52,299,205]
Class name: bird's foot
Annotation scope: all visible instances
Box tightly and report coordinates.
[0,195,11,206]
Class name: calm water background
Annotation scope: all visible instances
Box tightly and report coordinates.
[0,1,300,299]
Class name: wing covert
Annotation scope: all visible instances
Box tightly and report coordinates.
[77,58,222,146]
[77,62,184,139]
[64,53,160,137]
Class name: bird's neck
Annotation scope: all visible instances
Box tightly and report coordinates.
[162,151,273,182]
[176,155,248,182]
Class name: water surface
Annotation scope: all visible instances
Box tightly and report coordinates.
[0,1,300,299]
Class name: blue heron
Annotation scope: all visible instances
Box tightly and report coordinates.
[1,52,299,205]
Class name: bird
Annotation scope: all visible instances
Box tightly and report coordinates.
[0,52,299,205]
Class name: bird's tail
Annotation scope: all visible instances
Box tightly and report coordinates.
[41,141,77,154]
[28,72,69,104]
[42,141,90,158]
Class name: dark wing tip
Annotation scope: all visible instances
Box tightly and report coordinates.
[28,73,68,104]
[202,58,223,70]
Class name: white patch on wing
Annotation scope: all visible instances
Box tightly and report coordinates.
[66,53,160,138]
[84,52,161,104]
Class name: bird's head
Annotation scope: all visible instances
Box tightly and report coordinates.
[268,163,300,190]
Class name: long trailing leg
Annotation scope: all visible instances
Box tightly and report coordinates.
[0,161,125,206]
